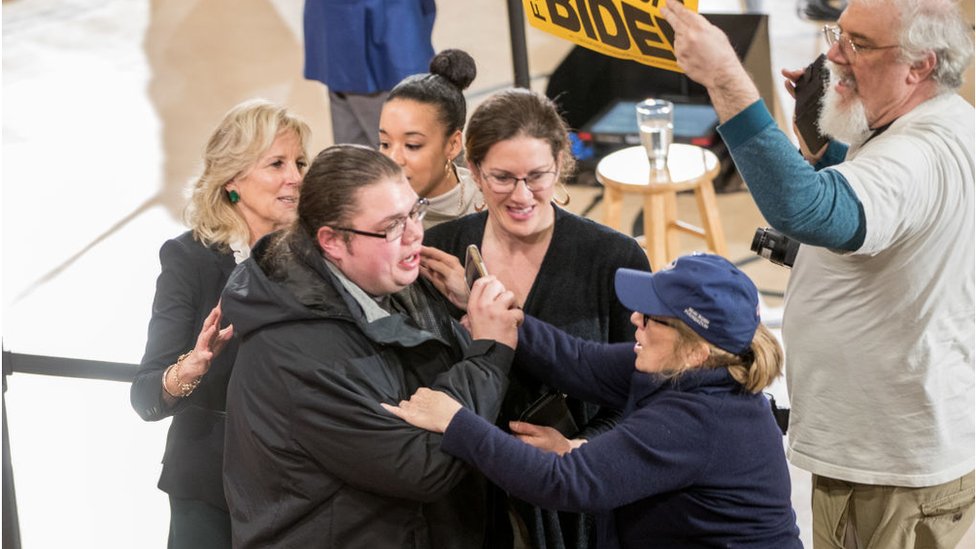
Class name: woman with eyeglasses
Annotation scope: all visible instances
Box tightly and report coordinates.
[386,253,803,549]
[379,49,480,228]
[130,99,311,548]
[421,88,650,549]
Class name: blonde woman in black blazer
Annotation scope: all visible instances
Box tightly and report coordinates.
[130,99,310,548]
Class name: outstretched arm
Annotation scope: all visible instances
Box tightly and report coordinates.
[387,394,711,513]
[663,2,864,251]
[515,316,636,410]
[420,245,469,311]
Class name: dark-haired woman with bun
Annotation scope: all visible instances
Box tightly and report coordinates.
[379,49,480,227]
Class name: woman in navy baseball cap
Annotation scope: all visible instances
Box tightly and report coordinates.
[385,253,801,548]
[614,252,780,392]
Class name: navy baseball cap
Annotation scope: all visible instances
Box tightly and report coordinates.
[614,253,760,354]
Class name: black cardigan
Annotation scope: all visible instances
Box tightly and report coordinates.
[424,206,650,549]
[425,206,650,432]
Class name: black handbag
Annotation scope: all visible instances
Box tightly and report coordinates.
[517,391,579,438]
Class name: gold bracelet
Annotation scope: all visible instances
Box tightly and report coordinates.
[174,351,202,397]
[162,364,181,398]
[163,351,201,398]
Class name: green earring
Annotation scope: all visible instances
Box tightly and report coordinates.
[227,189,240,203]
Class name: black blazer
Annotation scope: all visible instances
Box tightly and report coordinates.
[130,230,239,510]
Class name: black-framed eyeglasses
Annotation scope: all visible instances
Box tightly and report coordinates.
[480,166,559,194]
[642,314,679,329]
[822,25,900,59]
[330,197,429,242]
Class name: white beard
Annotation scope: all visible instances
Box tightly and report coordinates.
[818,61,872,145]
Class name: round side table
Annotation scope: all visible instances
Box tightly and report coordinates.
[595,143,728,270]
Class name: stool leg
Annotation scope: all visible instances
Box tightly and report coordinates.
[663,192,680,262]
[604,186,623,232]
[695,180,728,257]
[645,194,669,271]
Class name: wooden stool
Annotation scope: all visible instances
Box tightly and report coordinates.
[596,144,727,270]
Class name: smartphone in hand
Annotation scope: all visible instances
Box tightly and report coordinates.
[464,245,488,290]
[794,54,830,153]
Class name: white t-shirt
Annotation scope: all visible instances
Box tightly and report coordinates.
[783,93,975,487]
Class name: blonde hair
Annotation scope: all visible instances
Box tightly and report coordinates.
[184,99,311,251]
[668,322,784,394]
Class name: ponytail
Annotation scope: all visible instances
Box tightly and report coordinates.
[725,324,783,393]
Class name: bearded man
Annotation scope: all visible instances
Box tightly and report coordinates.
[663,1,974,547]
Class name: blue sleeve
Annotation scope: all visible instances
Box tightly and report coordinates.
[441,399,709,513]
[515,316,635,410]
[815,140,849,170]
[717,100,865,251]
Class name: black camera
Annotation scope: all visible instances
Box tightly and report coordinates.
[751,227,800,268]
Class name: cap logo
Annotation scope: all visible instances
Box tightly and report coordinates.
[683,307,710,329]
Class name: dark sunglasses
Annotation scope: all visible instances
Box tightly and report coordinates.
[642,314,679,329]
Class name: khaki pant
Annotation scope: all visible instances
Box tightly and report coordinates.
[812,471,975,549]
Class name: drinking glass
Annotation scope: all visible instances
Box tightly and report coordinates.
[635,99,674,170]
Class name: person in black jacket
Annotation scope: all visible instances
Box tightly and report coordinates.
[387,254,802,548]
[130,99,311,548]
[220,144,523,548]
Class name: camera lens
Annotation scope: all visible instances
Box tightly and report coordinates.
[750,228,767,254]
[751,227,800,268]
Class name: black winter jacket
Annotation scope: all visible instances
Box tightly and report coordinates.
[221,230,513,549]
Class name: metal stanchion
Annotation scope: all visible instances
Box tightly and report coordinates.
[506,0,531,89]
[3,351,22,549]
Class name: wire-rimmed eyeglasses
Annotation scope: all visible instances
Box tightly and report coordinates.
[822,25,900,59]
[480,167,559,194]
[330,197,429,242]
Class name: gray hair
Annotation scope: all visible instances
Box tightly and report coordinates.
[892,0,973,91]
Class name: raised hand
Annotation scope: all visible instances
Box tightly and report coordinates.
[420,245,469,310]
[661,1,760,121]
[782,67,805,100]
[183,304,234,379]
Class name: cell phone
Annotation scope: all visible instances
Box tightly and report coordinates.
[794,54,830,153]
[464,244,488,290]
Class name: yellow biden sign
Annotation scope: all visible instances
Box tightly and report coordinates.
[522,0,698,73]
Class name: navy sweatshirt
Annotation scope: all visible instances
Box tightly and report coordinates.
[441,316,802,548]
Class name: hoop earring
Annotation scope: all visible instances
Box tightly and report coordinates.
[552,182,571,207]
[227,189,240,204]
[474,193,486,212]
